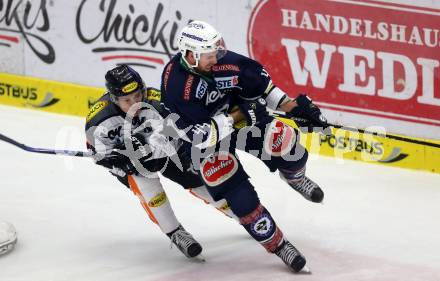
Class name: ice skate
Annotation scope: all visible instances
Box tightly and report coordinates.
[289,176,324,203]
[169,225,203,258]
[275,240,307,273]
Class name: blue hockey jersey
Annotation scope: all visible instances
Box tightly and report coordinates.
[161,51,286,149]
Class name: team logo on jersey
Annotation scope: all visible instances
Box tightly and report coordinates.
[196,79,208,99]
[107,126,122,140]
[122,82,138,93]
[86,101,108,122]
[264,120,296,157]
[251,214,273,237]
[201,152,238,186]
[148,192,167,207]
[205,90,225,105]
[214,76,240,90]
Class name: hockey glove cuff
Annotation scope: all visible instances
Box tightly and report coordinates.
[289,94,328,128]
[237,98,268,127]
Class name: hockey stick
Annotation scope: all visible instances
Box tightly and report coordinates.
[0,133,93,157]
[1,113,439,157]
[272,112,440,148]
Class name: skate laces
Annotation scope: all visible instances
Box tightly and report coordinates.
[170,228,196,253]
[276,241,300,265]
[294,177,317,197]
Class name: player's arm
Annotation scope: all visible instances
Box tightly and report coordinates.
[169,99,236,149]
[86,120,139,177]
[241,62,328,127]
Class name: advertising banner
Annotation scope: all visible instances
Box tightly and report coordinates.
[1,0,439,139]
[248,0,440,137]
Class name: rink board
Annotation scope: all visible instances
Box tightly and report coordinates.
[0,72,103,117]
[279,118,440,174]
[1,72,439,174]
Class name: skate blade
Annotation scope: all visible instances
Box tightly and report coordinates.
[190,254,206,262]
[297,265,312,274]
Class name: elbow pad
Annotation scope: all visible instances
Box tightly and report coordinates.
[194,114,234,149]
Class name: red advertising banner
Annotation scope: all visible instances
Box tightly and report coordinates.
[248,0,440,126]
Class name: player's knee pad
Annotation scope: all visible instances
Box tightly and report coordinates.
[263,119,298,158]
[200,151,243,187]
[239,204,284,253]
[189,186,238,220]
[198,151,250,201]
[221,179,259,217]
[260,119,308,172]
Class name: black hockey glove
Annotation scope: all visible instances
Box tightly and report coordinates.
[288,94,328,129]
[237,98,268,126]
[176,146,194,173]
[95,133,150,176]
[126,132,168,173]
[96,150,138,176]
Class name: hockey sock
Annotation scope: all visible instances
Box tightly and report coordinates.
[239,204,284,252]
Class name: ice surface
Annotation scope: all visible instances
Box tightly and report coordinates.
[0,105,439,281]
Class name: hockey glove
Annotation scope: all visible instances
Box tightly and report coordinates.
[126,132,169,173]
[288,94,328,129]
[95,133,149,176]
[96,150,138,177]
[237,98,268,126]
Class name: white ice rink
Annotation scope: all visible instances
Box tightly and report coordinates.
[0,105,439,281]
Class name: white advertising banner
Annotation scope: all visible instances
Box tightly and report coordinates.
[1,0,439,139]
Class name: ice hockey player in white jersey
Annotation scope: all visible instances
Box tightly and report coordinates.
[85,65,236,259]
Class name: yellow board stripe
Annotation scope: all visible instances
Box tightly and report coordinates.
[0,72,103,117]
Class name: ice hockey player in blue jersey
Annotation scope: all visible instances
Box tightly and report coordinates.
[160,20,329,272]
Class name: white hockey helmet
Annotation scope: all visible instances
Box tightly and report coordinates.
[177,20,227,68]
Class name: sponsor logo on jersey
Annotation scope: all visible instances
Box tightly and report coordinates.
[183,75,194,101]
[205,90,225,105]
[201,152,238,186]
[107,126,122,140]
[212,64,240,72]
[148,191,167,207]
[86,101,108,122]
[195,79,208,99]
[264,120,296,156]
[214,76,240,90]
[122,82,138,93]
[163,63,174,91]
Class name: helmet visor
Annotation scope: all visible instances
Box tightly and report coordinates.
[200,38,227,61]
[214,38,227,60]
